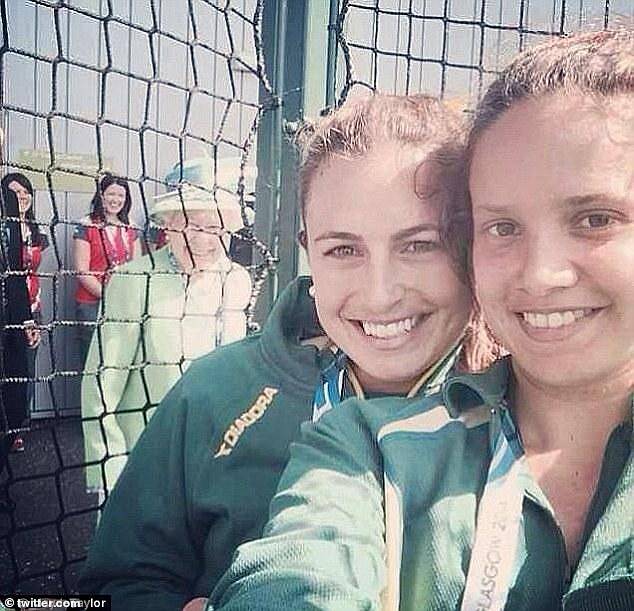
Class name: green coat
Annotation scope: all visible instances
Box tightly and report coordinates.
[210,358,633,611]
[81,247,251,492]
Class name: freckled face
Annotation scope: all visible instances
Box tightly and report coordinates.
[304,141,472,394]
[470,93,634,390]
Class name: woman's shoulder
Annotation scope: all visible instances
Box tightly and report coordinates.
[73,215,98,240]
[222,262,252,306]
[161,335,291,426]
[107,250,170,288]
[126,225,141,240]
[35,231,49,250]
[227,261,251,280]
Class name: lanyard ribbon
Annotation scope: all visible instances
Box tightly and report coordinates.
[461,403,529,611]
[311,349,349,422]
[311,343,460,423]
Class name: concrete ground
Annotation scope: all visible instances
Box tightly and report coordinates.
[0,418,99,595]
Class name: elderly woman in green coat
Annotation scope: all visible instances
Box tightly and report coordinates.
[81,186,252,497]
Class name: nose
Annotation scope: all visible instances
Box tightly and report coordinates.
[188,227,223,249]
[364,254,405,314]
[518,233,578,296]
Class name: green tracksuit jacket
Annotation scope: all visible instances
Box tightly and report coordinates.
[210,358,632,611]
[78,276,448,610]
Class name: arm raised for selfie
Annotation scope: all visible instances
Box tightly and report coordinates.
[209,400,387,611]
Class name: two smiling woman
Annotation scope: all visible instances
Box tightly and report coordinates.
[211,29,633,611]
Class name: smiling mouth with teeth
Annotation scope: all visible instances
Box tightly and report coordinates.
[360,316,420,339]
[519,308,598,329]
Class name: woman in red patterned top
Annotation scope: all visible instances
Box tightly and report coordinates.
[73,174,138,368]
[2,173,49,450]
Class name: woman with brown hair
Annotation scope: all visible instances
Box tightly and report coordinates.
[73,173,138,367]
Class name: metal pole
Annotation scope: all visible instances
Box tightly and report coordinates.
[255,0,331,316]
[325,0,339,109]
[268,0,288,305]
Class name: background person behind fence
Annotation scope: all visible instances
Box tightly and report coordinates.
[1,173,49,451]
[0,186,31,511]
[81,185,251,498]
[73,174,139,368]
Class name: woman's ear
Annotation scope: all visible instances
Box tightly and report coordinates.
[297,229,307,249]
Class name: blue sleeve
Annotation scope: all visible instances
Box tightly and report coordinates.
[73,223,89,241]
[209,401,386,611]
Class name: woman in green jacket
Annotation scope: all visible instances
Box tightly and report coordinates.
[210,29,633,611]
[79,94,479,610]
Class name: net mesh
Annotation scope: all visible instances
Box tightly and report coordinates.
[333,0,633,106]
[0,0,629,595]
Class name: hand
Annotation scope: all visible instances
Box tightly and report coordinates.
[182,598,208,611]
[24,326,41,348]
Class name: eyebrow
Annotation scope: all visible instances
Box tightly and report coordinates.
[313,224,439,243]
[562,193,630,208]
[393,224,439,240]
[314,231,360,242]
[475,193,631,215]
[474,204,512,215]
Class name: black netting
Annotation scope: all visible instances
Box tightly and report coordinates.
[0,0,628,596]
[333,0,632,104]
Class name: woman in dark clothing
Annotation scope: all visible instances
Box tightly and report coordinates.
[0,184,31,511]
[1,173,49,450]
